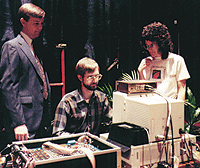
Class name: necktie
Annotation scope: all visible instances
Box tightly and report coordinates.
[31,42,48,99]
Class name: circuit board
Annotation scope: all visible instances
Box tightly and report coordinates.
[28,140,100,161]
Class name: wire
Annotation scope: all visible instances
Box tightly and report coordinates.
[0,144,12,155]
[192,150,200,162]
[184,133,197,165]
[144,85,172,138]
[143,127,152,167]
[183,134,191,162]
[170,115,174,168]
[180,148,190,160]
[144,85,175,167]
[153,89,171,164]
[180,129,200,166]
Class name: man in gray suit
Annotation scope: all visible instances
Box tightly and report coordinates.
[0,3,51,143]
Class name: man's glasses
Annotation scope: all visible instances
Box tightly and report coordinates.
[85,74,103,81]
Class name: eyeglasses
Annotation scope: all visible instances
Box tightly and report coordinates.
[144,41,157,50]
[85,74,103,81]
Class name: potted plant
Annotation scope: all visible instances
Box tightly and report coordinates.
[98,83,114,107]
[98,70,138,107]
[184,87,200,135]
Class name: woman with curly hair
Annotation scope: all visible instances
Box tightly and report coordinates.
[138,22,190,100]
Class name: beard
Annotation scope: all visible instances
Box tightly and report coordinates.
[83,82,98,91]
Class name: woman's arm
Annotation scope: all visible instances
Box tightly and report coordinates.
[177,79,186,101]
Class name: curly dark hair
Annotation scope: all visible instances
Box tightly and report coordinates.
[140,22,173,59]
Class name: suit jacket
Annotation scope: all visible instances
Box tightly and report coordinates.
[0,34,51,137]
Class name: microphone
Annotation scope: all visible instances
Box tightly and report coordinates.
[107,58,119,71]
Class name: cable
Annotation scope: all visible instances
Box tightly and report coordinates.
[144,85,175,167]
[179,129,199,166]
[144,85,172,139]
[188,133,194,162]
[153,89,171,164]
[183,134,191,163]
[191,141,200,152]
[0,144,12,155]
[144,127,152,167]
[170,115,174,168]
[184,133,196,165]
[192,150,200,162]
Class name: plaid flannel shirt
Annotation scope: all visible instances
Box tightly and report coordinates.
[52,89,112,135]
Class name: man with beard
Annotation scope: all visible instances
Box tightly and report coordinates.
[52,57,112,136]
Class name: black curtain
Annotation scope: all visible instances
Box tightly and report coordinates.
[1,0,200,114]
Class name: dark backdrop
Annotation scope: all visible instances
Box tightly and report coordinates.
[1,0,200,118]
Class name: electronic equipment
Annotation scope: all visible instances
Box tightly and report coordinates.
[121,134,197,168]
[107,122,148,153]
[10,133,121,168]
[113,91,184,142]
[115,80,157,94]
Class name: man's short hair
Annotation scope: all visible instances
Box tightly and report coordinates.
[18,3,45,22]
[76,57,99,77]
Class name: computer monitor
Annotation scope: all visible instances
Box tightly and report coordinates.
[113,91,184,142]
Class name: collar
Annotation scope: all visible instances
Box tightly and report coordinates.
[153,56,162,61]
[75,88,97,103]
[20,31,32,48]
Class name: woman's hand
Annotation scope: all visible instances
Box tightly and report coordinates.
[138,57,152,79]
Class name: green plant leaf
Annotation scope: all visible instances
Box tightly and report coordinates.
[131,71,134,80]
[187,87,196,107]
[105,84,111,96]
[98,83,114,106]
[184,123,190,133]
[194,107,200,118]
[121,70,138,81]
[192,119,200,126]
[184,87,200,134]
[185,100,196,109]
[121,73,133,81]
[98,86,104,92]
